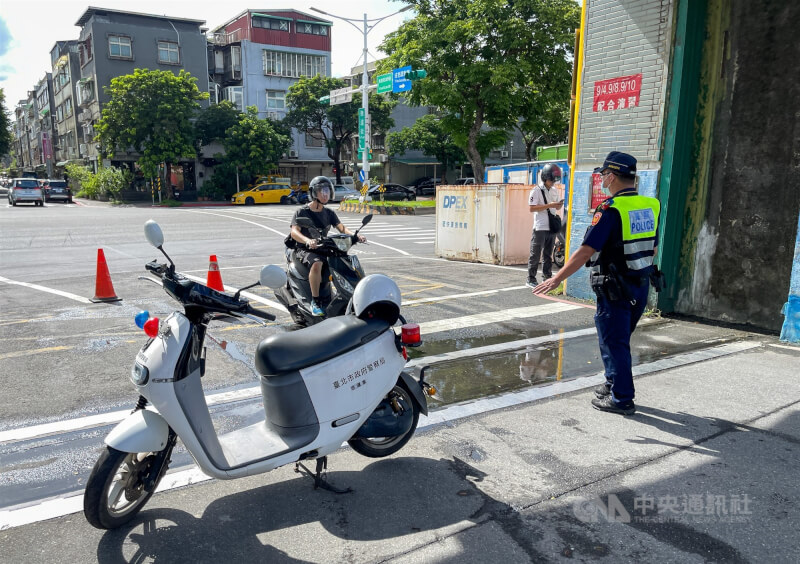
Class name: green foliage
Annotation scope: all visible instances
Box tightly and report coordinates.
[64,162,130,200]
[95,69,209,178]
[222,106,292,178]
[194,100,241,146]
[285,75,396,183]
[380,0,580,180]
[387,114,463,182]
[0,89,11,158]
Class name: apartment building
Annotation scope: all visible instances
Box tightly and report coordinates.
[74,7,209,189]
[49,40,85,172]
[208,9,333,185]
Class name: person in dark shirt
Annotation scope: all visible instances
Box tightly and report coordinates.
[532,152,660,416]
[290,176,366,316]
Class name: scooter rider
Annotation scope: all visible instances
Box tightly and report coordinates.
[290,176,366,316]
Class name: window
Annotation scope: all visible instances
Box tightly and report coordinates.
[266,90,285,110]
[223,86,243,111]
[262,50,327,78]
[64,98,73,118]
[305,130,325,148]
[108,35,132,59]
[158,41,180,64]
[253,16,289,31]
[297,22,328,35]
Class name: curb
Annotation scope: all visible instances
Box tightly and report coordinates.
[338,201,435,215]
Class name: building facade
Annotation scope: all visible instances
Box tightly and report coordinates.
[566,0,800,338]
[49,40,85,172]
[74,7,210,189]
[207,10,333,186]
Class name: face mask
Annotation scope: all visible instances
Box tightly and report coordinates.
[601,173,613,195]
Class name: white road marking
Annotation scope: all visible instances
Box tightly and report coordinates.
[181,274,288,313]
[416,303,581,334]
[0,276,91,304]
[0,340,762,530]
[182,210,286,237]
[402,285,528,306]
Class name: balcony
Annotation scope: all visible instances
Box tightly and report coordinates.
[212,28,249,46]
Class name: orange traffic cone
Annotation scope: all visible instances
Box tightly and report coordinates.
[90,248,122,303]
[207,255,225,291]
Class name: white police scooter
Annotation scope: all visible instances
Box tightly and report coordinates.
[83,220,438,530]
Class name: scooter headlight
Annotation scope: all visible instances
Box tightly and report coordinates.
[332,270,354,293]
[131,362,150,386]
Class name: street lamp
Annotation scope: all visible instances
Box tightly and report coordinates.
[310,4,412,187]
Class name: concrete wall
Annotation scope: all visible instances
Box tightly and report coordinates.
[568,0,674,300]
[676,0,800,331]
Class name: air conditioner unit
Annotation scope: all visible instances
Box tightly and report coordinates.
[79,143,87,155]
[288,149,299,158]
[500,150,509,158]
[267,111,278,120]
[379,154,388,163]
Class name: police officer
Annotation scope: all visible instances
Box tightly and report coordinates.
[532,152,660,415]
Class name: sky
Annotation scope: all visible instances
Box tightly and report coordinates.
[0,0,412,108]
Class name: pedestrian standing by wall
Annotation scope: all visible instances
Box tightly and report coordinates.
[526,163,564,287]
[532,152,661,415]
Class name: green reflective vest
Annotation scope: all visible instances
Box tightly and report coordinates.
[591,194,660,275]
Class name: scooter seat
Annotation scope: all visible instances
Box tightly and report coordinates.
[256,316,392,376]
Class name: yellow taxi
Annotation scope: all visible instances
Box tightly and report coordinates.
[231,177,293,205]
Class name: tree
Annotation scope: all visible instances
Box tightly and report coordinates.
[386,114,463,182]
[285,75,396,183]
[381,0,580,182]
[194,100,241,146]
[222,106,292,184]
[0,89,12,158]
[95,69,208,197]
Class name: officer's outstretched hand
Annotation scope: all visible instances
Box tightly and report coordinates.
[532,278,558,295]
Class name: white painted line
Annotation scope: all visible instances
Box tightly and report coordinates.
[402,285,529,306]
[416,303,581,334]
[769,343,800,351]
[0,340,763,530]
[409,255,528,272]
[0,276,91,304]
[182,210,286,237]
[414,240,436,244]
[365,240,410,256]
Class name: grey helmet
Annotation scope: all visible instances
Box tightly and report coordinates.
[308,176,333,202]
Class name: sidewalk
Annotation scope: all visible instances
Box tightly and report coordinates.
[1,335,798,562]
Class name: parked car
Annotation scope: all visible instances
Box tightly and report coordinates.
[330,183,360,203]
[231,181,293,205]
[415,178,443,196]
[367,183,416,201]
[328,176,355,190]
[8,178,44,206]
[42,179,72,203]
[455,177,477,185]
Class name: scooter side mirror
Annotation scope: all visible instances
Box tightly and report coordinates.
[144,220,164,248]
[260,265,287,289]
[361,214,373,226]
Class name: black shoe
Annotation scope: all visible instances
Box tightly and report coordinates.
[591,396,635,415]
[526,278,538,288]
[594,384,611,399]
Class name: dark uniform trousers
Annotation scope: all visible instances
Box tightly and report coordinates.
[595,281,649,405]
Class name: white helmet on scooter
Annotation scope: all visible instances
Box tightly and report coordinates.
[352,274,401,324]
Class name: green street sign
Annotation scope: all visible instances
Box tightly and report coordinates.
[357,149,373,160]
[376,73,393,94]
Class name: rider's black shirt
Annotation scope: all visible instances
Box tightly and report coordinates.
[291,205,341,240]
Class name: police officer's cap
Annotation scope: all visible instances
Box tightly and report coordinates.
[594,151,637,177]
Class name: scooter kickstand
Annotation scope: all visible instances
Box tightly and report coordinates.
[294,456,353,494]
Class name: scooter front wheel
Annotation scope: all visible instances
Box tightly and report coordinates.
[348,385,419,458]
[83,445,171,529]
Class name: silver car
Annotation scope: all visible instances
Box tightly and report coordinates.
[8,178,44,206]
[330,183,360,203]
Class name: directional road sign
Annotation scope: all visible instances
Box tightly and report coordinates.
[376,73,393,94]
[392,65,412,93]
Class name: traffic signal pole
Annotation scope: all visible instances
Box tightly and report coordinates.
[361,12,370,185]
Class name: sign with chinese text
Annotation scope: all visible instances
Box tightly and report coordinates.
[392,65,412,93]
[376,73,393,94]
[592,73,642,112]
[590,173,606,210]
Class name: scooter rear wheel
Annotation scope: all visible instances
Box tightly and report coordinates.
[83,446,170,529]
[348,385,419,458]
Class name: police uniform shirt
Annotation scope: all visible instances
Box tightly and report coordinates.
[582,188,660,274]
